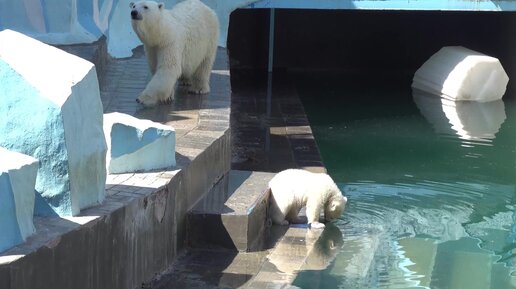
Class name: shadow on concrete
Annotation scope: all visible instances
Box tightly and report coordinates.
[146,248,255,289]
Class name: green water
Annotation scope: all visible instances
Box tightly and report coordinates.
[293,73,516,289]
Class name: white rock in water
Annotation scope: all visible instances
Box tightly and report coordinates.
[0,30,107,216]
[412,46,509,102]
[103,112,176,174]
[0,148,39,252]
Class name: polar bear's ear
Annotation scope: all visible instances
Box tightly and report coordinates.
[158,2,164,10]
[330,201,338,211]
[129,2,134,8]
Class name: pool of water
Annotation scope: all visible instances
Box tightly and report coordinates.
[292,72,516,289]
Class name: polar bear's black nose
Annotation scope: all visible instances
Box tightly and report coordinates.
[131,10,138,19]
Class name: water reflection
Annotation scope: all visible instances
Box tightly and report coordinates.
[413,89,506,145]
[303,224,344,271]
[268,224,343,274]
[294,74,516,288]
[294,180,516,288]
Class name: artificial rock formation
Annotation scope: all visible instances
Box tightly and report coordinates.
[412,46,509,102]
[0,148,39,252]
[0,30,107,216]
[103,112,176,174]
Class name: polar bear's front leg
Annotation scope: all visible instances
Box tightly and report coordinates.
[306,198,325,229]
[178,75,193,87]
[137,67,179,106]
[144,45,158,75]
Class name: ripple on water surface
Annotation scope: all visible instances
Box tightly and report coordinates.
[292,74,516,289]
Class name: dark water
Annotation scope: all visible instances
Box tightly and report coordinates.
[292,73,516,289]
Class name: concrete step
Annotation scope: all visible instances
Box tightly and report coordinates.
[187,170,275,252]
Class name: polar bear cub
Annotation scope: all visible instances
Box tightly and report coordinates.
[269,169,347,229]
[130,0,219,106]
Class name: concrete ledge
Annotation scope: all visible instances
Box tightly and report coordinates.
[0,48,231,289]
[247,223,344,288]
[188,170,274,252]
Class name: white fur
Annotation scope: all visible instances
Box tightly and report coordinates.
[130,0,219,106]
[269,169,348,229]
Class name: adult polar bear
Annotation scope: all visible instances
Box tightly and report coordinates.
[269,169,348,229]
[130,0,219,106]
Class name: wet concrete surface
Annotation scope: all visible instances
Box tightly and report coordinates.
[188,170,274,252]
[46,41,328,289]
[146,249,268,289]
[148,223,342,289]
[144,72,332,289]
[230,74,326,173]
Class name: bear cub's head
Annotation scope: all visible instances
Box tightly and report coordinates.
[130,1,164,21]
[324,189,348,222]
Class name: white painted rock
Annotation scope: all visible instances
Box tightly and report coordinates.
[0,30,107,216]
[103,112,176,174]
[412,46,509,102]
[0,148,39,252]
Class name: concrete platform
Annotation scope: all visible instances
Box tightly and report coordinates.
[0,46,231,289]
[146,224,339,289]
[146,248,269,289]
[1,37,329,289]
[188,170,274,252]
[231,76,325,173]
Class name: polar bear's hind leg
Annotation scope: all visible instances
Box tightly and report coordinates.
[286,206,305,224]
[189,53,215,95]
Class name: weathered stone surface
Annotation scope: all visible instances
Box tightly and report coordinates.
[0,30,107,216]
[103,112,176,173]
[412,46,509,102]
[0,148,38,252]
[188,170,273,252]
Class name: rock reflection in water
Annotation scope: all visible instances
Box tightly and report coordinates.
[413,89,506,145]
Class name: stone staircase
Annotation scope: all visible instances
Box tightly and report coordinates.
[187,170,275,252]
[149,176,333,289]
[47,38,327,289]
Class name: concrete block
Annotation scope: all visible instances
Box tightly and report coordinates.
[412,46,509,102]
[0,148,38,252]
[188,170,273,252]
[0,30,107,216]
[103,112,176,173]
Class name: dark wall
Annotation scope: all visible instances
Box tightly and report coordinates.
[228,9,516,79]
[227,9,271,75]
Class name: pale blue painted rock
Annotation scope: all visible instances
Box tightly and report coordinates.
[0,147,39,252]
[104,113,176,173]
[0,30,107,216]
